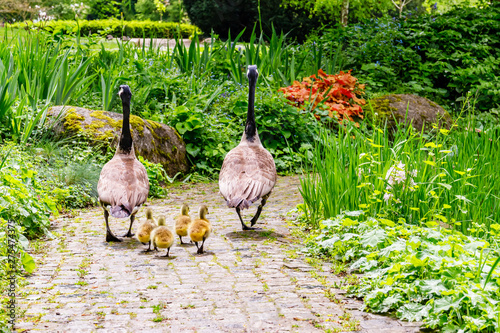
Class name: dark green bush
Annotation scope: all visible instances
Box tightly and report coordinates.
[183,0,317,41]
[13,19,200,39]
[311,4,500,111]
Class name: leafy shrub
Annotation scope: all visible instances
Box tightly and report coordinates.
[13,20,201,39]
[300,105,500,233]
[183,0,317,41]
[0,145,56,239]
[279,69,366,124]
[166,85,319,176]
[311,4,500,111]
[86,0,121,20]
[135,0,161,21]
[138,156,179,198]
[306,213,500,332]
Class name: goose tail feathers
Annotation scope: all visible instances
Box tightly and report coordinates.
[110,205,132,218]
[227,198,255,210]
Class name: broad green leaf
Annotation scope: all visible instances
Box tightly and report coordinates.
[21,252,36,274]
[397,302,430,322]
[360,229,387,248]
[433,296,463,313]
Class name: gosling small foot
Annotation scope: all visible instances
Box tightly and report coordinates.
[163,248,170,257]
[122,231,135,237]
[144,248,153,253]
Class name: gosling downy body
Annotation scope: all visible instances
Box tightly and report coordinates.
[97,85,150,242]
[175,204,192,244]
[136,208,157,252]
[151,216,174,257]
[219,65,277,230]
[188,205,212,254]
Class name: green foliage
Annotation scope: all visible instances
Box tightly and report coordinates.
[300,102,500,235]
[0,218,35,328]
[311,4,500,111]
[0,144,56,239]
[87,0,121,20]
[282,0,396,23]
[14,19,200,39]
[135,0,161,21]
[306,213,500,332]
[183,0,319,41]
[137,156,179,198]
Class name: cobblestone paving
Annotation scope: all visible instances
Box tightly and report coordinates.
[17,176,423,332]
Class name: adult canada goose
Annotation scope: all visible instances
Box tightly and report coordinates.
[151,216,175,257]
[219,65,277,230]
[175,204,192,244]
[188,205,211,254]
[136,208,157,252]
[97,85,150,242]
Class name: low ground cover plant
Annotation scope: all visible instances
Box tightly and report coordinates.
[305,212,500,332]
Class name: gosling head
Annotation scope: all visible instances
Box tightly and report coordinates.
[145,207,153,220]
[199,205,209,219]
[181,203,190,215]
[158,216,166,226]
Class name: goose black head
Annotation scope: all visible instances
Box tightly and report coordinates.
[247,65,259,82]
[118,85,132,100]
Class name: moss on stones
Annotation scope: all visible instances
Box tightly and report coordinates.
[90,111,121,128]
[63,108,84,133]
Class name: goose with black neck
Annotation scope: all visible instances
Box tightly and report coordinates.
[97,85,150,242]
[219,65,277,230]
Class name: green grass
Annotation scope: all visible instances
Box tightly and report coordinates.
[300,101,500,238]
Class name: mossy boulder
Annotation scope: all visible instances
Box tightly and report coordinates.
[48,106,189,177]
[365,94,452,133]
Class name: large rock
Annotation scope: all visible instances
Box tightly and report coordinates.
[365,94,452,133]
[48,106,189,177]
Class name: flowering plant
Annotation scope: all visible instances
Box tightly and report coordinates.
[278,69,365,124]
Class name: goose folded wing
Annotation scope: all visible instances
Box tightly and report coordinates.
[219,147,276,209]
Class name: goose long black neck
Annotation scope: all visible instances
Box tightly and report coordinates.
[245,67,258,142]
[119,92,133,154]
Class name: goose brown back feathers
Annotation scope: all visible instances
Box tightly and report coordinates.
[219,141,276,209]
[98,152,149,218]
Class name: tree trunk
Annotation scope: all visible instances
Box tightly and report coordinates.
[341,0,349,27]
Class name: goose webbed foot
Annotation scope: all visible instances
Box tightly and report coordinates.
[163,248,170,257]
[236,207,262,231]
[106,231,122,242]
[242,225,262,231]
[123,215,135,238]
[250,197,268,226]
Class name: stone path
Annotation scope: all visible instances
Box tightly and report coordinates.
[17,176,423,332]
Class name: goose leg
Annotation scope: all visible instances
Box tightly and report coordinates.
[250,196,268,226]
[104,209,122,242]
[123,214,135,237]
[236,207,261,231]
[194,241,199,253]
[144,240,153,253]
[179,235,184,244]
[164,248,170,257]
[198,237,206,254]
